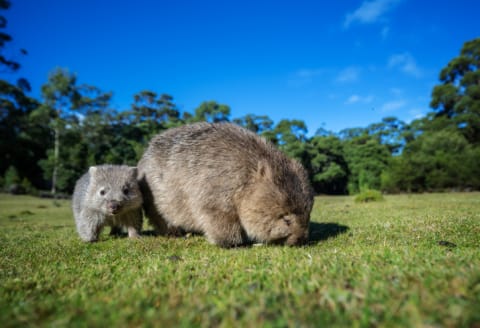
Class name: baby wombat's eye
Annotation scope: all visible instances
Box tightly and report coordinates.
[122,187,129,195]
[99,189,106,196]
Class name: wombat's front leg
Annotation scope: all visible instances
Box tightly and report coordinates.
[143,204,168,236]
[76,210,104,242]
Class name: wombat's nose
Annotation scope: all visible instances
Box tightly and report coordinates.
[286,235,308,246]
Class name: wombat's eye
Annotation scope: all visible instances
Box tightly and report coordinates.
[99,189,106,196]
[122,187,129,195]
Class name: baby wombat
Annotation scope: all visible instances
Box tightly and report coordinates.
[72,165,143,242]
[138,122,314,247]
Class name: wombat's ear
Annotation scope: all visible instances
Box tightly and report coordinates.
[88,166,97,176]
[256,160,273,180]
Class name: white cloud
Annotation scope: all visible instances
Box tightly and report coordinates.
[344,0,401,28]
[295,69,324,79]
[288,68,324,87]
[380,100,406,112]
[335,67,360,83]
[345,94,374,105]
[389,87,403,96]
[388,53,423,77]
[408,108,427,121]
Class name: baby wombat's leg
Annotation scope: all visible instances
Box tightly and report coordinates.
[126,208,143,238]
[201,211,247,248]
[76,210,105,242]
[110,225,123,236]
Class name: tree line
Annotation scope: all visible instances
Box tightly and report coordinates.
[1,1,479,195]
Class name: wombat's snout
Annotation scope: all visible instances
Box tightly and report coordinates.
[286,231,309,246]
[107,201,121,214]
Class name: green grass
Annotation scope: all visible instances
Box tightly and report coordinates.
[0,193,479,327]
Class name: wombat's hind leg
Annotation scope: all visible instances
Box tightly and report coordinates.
[203,217,247,248]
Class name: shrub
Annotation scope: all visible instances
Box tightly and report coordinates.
[355,189,384,203]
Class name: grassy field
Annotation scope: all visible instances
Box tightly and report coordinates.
[0,193,479,327]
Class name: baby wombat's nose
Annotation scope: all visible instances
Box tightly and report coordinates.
[107,201,121,214]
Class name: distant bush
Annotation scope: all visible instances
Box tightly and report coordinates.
[21,178,38,196]
[3,166,38,195]
[355,189,384,203]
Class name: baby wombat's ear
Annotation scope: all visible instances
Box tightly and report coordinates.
[88,166,97,176]
[128,166,138,178]
[256,160,273,180]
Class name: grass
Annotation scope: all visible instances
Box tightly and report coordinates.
[0,193,479,327]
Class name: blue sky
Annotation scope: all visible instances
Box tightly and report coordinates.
[5,0,480,134]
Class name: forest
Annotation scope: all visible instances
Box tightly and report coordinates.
[1,1,479,196]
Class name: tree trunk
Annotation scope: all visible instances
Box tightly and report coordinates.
[51,124,59,195]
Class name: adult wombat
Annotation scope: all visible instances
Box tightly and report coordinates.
[72,165,143,242]
[138,122,314,247]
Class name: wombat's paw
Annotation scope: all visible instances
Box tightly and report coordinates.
[206,234,245,248]
[166,226,186,237]
[77,227,100,242]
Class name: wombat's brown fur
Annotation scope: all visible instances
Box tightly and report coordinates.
[138,122,314,247]
[72,165,143,242]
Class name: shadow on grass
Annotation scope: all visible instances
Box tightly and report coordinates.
[111,224,350,247]
[308,222,349,244]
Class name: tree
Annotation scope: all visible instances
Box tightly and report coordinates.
[233,114,273,133]
[263,119,309,165]
[343,134,390,193]
[39,68,80,194]
[383,130,477,192]
[0,0,43,189]
[430,38,480,144]
[38,68,112,194]
[192,101,230,123]
[0,0,30,91]
[308,135,348,194]
[130,91,180,127]
[365,117,408,154]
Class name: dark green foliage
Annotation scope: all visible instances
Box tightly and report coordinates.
[308,136,348,194]
[430,38,480,144]
[3,165,19,187]
[343,134,390,194]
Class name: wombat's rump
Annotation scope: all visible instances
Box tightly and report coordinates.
[72,165,143,242]
[138,123,314,247]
